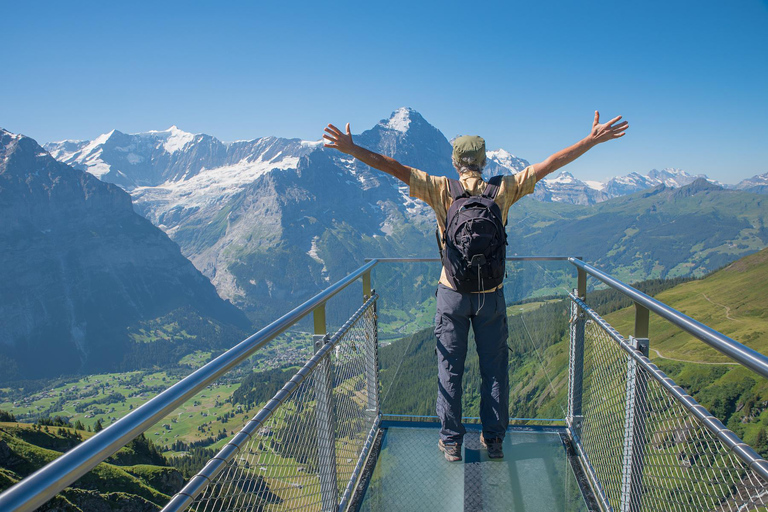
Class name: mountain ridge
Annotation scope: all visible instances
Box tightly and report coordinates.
[0,128,251,381]
[37,110,768,326]
[45,108,764,206]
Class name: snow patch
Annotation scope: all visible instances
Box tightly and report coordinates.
[307,236,330,281]
[384,107,412,132]
[339,156,376,189]
[162,126,195,154]
[399,185,430,216]
[584,180,605,191]
[545,171,577,184]
[132,155,300,212]
[87,162,112,178]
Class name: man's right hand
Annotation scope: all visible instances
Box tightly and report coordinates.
[323,123,355,155]
[321,121,410,184]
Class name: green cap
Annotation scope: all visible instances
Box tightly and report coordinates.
[452,135,486,168]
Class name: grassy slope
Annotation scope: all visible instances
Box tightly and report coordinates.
[0,423,172,508]
[599,248,768,452]
[603,248,768,361]
[0,366,260,456]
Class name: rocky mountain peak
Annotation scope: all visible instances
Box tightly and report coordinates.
[145,125,197,154]
[485,149,530,178]
[356,108,453,177]
[734,172,768,194]
[672,177,724,198]
[378,107,422,133]
[544,171,577,184]
[0,128,23,167]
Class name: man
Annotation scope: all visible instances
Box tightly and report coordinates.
[323,111,628,461]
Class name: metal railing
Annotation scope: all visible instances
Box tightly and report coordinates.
[567,259,768,511]
[3,256,768,512]
[163,294,380,512]
[0,260,380,512]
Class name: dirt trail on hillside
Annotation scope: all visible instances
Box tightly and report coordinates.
[701,293,739,322]
[650,347,738,366]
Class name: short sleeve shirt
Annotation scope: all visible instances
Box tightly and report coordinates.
[409,166,538,290]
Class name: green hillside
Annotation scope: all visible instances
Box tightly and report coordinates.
[603,247,768,361]
[509,182,768,283]
[600,247,768,453]
[0,422,179,511]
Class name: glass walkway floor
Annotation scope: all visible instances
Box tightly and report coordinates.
[356,423,592,512]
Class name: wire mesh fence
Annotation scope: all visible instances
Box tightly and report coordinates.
[178,297,379,512]
[572,298,768,512]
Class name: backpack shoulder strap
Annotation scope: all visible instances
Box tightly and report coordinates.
[447,178,468,201]
[482,175,503,200]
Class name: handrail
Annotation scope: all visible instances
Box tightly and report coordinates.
[366,256,577,262]
[568,257,768,380]
[0,259,380,512]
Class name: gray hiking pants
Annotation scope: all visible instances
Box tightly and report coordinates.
[435,283,509,444]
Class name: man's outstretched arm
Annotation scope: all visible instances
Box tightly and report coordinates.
[532,111,629,182]
[323,123,411,184]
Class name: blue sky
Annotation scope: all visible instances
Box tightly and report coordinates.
[1,0,766,182]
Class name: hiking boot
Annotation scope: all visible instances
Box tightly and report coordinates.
[438,439,462,462]
[480,433,504,459]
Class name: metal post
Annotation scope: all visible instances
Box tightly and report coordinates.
[620,335,649,512]
[634,302,649,340]
[362,270,372,301]
[313,305,337,512]
[365,289,380,415]
[568,267,586,432]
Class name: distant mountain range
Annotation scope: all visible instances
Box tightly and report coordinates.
[40,108,768,326]
[45,109,765,207]
[0,128,250,381]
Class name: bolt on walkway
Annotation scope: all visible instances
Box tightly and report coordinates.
[357,424,590,512]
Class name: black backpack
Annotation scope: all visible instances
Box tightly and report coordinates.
[438,176,507,293]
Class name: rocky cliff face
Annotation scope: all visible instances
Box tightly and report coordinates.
[0,129,250,381]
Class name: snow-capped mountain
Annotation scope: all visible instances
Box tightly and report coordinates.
[485,149,530,178]
[536,171,609,205]
[733,172,768,195]
[598,168,713,199]
[47,108,445,321]
[45,126,319,191]
[46,113,751,214]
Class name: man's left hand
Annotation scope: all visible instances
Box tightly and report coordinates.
[589,111,629,145]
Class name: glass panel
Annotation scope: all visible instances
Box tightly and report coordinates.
[359,427,588,511]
